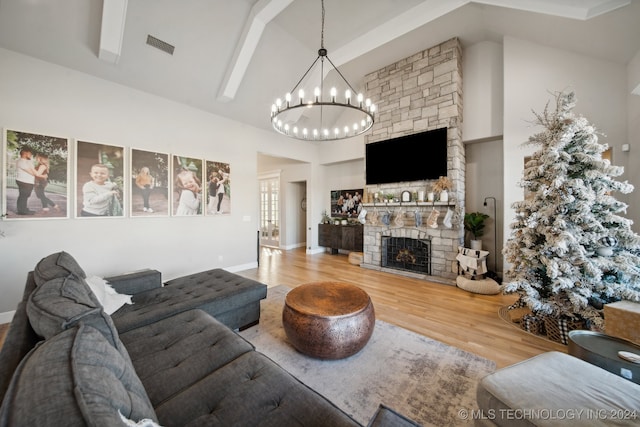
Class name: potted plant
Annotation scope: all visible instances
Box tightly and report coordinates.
[464,212,489,250]
[432,176,452,202]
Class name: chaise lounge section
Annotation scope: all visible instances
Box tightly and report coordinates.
[105,267,267,333]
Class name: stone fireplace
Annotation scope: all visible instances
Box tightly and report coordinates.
[361,37,464,283]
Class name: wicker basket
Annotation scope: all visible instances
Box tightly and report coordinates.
[521,314,546,336]
[544,317,585,345]
[348,252,364,265]
[508,307,532,323]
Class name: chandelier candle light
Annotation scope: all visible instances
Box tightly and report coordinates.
[270,0,375,141]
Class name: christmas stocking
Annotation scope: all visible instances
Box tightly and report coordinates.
[443,208,453,228]
[427,208,439,228]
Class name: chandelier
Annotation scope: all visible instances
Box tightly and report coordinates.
[270,0,375,141]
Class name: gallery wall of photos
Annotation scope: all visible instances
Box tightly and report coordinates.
[2,128,231,220]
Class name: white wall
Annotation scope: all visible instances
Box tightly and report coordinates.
[626,50,640,227]
[503,36,633,276]
[463,41,504,141]
[0,48,320,316]
[284,181,306,250]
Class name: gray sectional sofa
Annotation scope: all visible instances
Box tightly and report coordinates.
[0,251,419,427]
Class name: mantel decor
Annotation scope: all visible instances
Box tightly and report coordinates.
[431,176,452,202]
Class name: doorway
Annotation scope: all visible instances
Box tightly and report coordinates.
[259,176,280,247]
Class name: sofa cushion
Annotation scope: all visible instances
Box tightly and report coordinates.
[26,275,127,356]
[33,251,86,286]
[119,309,254,406]
[154,351,360,427]
[0,323,157,427]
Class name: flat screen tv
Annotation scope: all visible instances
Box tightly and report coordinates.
[365,127,448,185]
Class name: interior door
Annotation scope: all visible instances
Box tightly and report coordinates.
[259,176,280,247]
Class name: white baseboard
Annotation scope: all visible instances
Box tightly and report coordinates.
[0,310,15,324]
[226,261,258,273]
[281,242,306,250]
[306,247,325,255]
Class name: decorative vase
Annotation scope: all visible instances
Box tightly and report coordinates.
[470,240,482,251]
[427,192,435,202]
[439,190,448,202]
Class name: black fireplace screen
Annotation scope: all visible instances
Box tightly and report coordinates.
[381,236,431,275]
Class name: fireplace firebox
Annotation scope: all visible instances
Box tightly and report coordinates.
[381,236,431,275]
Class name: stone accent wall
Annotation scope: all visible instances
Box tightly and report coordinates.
[361,37,464,283]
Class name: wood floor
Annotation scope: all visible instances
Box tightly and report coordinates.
[239,247,566,368]
[0,247,566,367]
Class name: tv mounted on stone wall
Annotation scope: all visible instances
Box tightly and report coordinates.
[365,127,448,185]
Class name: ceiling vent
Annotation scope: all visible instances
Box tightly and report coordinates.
[146,35,175,55]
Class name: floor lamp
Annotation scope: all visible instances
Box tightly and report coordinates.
[483,196,497,274]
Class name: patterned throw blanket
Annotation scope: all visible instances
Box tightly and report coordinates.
[456,247,489,277]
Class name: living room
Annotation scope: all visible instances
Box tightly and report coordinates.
[1,1,639,325]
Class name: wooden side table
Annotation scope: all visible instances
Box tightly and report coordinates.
[282,281,375,359]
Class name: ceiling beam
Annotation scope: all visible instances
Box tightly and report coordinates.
[217,0,294,102]
[99,0,128,64]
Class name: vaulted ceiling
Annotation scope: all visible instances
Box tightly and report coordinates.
[1,0,638,134]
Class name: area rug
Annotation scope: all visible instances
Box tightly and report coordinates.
[239,285,496,426]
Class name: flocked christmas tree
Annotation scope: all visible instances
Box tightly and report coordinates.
[503,91,640,330]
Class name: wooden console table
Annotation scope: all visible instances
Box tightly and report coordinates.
[318,224,363,254]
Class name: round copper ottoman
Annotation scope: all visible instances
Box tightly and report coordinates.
[282,281,375,359]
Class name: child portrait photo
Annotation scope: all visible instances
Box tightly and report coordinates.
[76,140,125,218]
[172,155,203,216]
[131,149,169,217]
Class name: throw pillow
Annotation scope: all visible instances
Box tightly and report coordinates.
[26,275,129,356]
[33,251,86,286]
[27,275,100,339]
[85,275,133,315]
[0,323,158,426]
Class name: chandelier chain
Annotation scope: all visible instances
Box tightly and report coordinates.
[320,0,325,50]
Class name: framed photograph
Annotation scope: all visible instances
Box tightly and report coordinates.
[330,188,364,218]
[172,155,203,216]
[205,160,230,215]
[130,149,170,217]
[3,129,70,219]
[76,140,125,218]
